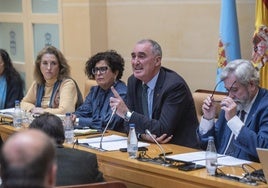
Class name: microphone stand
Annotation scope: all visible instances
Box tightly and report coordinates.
[145,129,171,167]
[99,107,117,151]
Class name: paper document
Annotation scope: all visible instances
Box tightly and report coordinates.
[78,134,150,151]
[166,151,252,166]
[166,151,224,162]
[0,108,15,118]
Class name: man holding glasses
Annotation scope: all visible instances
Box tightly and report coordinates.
[197,59,268,162]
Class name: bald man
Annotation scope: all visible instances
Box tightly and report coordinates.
[0,129,57,188]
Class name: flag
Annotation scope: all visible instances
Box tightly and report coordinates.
[251,0,268,88]
[216,0,241,91]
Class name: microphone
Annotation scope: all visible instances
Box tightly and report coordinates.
[145,129,170,166]
[99,107,117,151]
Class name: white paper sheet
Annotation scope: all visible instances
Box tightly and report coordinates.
[166,151,252,166]
[166,151,224,162]
[78,134,150,151]
[0,108,15,118]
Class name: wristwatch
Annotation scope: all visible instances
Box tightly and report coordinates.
[137,133,142,140]
[124,111,133,122]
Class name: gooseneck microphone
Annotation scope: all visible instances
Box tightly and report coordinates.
[145,129,169,165]
[99,107,117,151]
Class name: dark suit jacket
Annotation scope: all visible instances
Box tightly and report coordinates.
[56,147,104,186]
[197,88,268,162]
[5,76,24,108]
[126,67,199,148]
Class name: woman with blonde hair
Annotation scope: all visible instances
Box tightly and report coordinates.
[21,46,83,114]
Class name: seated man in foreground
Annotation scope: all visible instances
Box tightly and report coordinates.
[0,129,57,188]
[29,113,104,186]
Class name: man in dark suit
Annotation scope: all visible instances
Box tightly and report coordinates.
[197,59,268,162]
[29,113,104,186]
[110,39,199,148]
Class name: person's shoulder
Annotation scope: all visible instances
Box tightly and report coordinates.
[60,78,77,87]
[8,74,23,84]
[261,88,268,95]
[62,77,75,83]
[8,77,19,85]
[57,147,97,159]
[257,88,268,102]
[57,147,96,157]
[251,88,268,113]
[127,74,136,82]
[28,80,38,88]
[114,80,127,90]
[160,67,187,83]
[90,85,100,93]
[127,74,141,87]
[161,66,180,77]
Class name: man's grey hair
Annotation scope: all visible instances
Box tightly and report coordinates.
[137,39,162,57]
[221,59,259,86]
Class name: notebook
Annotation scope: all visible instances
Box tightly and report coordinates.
[256,148,268,182]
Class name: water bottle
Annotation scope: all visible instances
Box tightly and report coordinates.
[64,112,74,144]
[206,136,217,175]
[127,124,138,159]
[13,100,22,128]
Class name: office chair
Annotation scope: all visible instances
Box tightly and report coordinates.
[192,89,227,122]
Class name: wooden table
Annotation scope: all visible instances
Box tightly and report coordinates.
[0,124,267,188]
[71,131,268,188]
[0,124,20,142]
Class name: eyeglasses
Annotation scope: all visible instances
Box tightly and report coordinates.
[92,66,109,75]
[210,80,225,103]
[226,80,237,96]
[210,80,236,103]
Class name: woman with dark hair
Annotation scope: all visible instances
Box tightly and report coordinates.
[73,50,127,132]
[0,49,24,109]
[21,46,83,115]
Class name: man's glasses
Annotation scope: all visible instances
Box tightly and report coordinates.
[210,80,236,103]
[226,80,237,96]
[92,66,109,75]
[210,80,224,103]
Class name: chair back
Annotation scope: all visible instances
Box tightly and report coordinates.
[192,89,227,122]
[84,79,97,99]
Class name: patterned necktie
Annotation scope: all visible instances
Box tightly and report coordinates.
[224,110,246,155]
[240,110,246,122]
[142,84,149,117]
